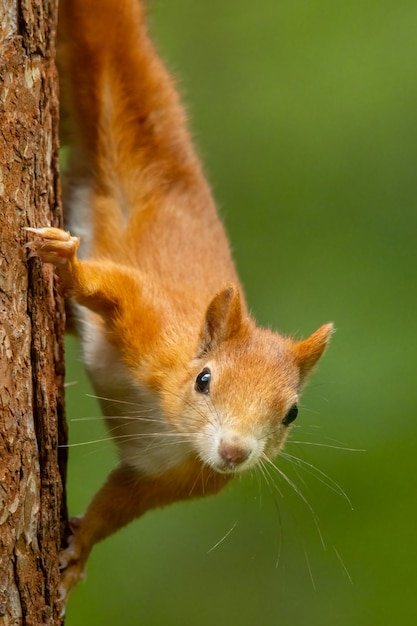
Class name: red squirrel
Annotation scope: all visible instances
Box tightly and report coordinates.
[27,0,333,605]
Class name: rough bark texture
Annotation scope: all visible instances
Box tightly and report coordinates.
[0,1,67,624]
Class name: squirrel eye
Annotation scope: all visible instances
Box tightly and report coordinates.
[195,368,211,394]
[283,404,298,426]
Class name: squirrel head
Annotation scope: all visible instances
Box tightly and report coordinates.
[165,285,334,474]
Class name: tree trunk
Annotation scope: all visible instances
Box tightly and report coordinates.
[0,1,67,624]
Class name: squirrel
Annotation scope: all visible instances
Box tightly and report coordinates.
[26,0,333,606]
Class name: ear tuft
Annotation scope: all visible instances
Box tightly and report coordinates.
[197,284,242,357]
[294,322,334,380]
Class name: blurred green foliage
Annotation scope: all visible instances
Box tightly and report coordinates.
[64,0,417,624]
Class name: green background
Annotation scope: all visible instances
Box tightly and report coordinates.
[64,0,417,624]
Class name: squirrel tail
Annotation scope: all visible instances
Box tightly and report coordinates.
[58,0,204,255]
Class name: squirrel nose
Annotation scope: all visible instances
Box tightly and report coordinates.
[218,438,250,466]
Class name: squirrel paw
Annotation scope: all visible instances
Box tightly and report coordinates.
[24,227,80,266]
[58,517,88,612]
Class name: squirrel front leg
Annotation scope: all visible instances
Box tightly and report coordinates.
[59,463,230,604]
[58,466,145,604]
[25,227,139,319]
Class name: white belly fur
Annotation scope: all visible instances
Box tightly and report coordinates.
[66,184,192,476]
[75,307,192,477]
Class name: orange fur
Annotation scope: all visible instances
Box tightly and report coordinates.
[28,0,333,605]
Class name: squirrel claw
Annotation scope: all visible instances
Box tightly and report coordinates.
[58,516,88,607]
[24,227,80,265]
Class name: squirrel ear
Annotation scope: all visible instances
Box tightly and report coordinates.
[197,284,242,356]
[294,323,334,380]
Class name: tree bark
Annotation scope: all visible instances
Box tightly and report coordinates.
[0,1,67,624]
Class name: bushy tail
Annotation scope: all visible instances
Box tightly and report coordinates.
[58,0,205,254]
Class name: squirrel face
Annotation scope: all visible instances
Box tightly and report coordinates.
[172,329,302,474]
[141,286,333,477]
